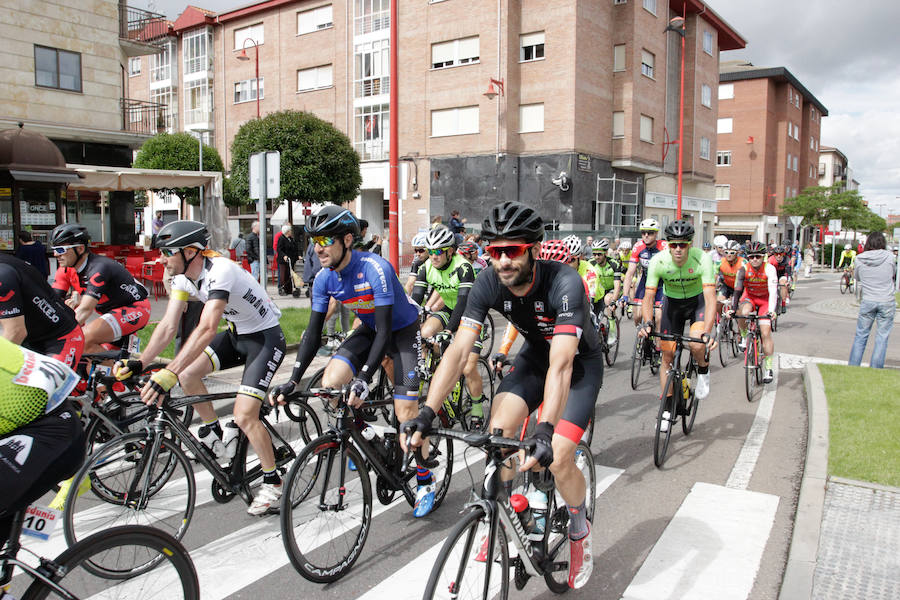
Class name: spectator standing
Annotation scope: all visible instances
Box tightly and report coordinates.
[276,224,299,296]
[14,230,49,278]
[245,221,261,279]
[448,210,466,234]
[355,219,382,255]
[430,215,443,229]
[803,242,815,278]
[302,238,321,297]
[848,232,896,368]
[151,211,164,247]
[229,232,246,260]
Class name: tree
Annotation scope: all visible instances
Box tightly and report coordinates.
[133,132,224,205]
[229,110,361,207]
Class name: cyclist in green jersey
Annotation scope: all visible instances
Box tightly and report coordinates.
[638,220,717,404]
[562,236,604,309]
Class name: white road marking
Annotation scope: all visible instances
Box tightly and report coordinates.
[621,482,779,600]
[726,360,778,490]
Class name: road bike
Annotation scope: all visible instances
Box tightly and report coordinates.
[420,428,595,599]
[279,386,454,583]
[715,307,740,367]
[630,306,661,390]
[741,314,771,402]
[650,331,705,468]
[839,268,854,294]
[598,308,621,367]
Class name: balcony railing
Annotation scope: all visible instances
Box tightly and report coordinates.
[119,4,168,44]
[121,98,169,135]
[355,76,390,98]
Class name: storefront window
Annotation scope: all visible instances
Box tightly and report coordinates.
[17,187,59,247]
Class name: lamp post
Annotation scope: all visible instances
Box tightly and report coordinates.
[192,128,212,219]
[665,13,686,219]
[236,39,260,119]
[483,77,505,160]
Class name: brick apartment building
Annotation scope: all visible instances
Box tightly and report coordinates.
[127,0,743,247]
[714,60,828,244]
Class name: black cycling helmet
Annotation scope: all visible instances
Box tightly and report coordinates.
[50,223,90,247]
[664,219,694,241]
[481,201,544,243]
[155,220,209,250]
[745,240,766,255]
[305,206,360,238]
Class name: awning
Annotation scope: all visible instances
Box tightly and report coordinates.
[9,169,82,184]
[67,164,220,192]
[271,201,330,226]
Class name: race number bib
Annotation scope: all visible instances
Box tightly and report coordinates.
[13,348,79,413]
[22,505,62,540]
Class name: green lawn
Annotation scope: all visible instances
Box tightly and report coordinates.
[136,307,311,359]
[819,364,900,487]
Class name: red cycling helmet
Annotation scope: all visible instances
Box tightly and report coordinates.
[458,241,479,256]
[539,240,572,263]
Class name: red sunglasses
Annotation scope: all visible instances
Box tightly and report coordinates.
[485,243,533,261]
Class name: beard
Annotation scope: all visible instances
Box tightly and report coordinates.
[497,253,535,288]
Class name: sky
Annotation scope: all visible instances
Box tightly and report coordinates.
[134,0,900,219]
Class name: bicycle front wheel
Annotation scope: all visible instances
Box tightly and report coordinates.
[604,314,621,366]
[22,526,199,600]
[744,337,756,402]
[462,357,494,432]
[653,372,678,468]
[479,313,495,359]
[682,359,699,435]
[839,275,849,294]
[423,507,509,600]
[717,320,730,368]
[630,334,643,390]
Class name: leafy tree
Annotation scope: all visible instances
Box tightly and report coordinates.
[133,132,224,206]
[229,110,361,208]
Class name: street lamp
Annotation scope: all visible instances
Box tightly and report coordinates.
[665,13,686,219]
[192,128,212,218]
[236,39,260,119]
[483,77,505,160]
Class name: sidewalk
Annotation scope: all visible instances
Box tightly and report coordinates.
[779,363,900,599]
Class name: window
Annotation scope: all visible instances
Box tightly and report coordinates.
[34,45,81,92]
[700,137,710,160]
[128,57,141,76]
[641,49,654,78]
[614,0,627,4]
[431,36,479,69]
[183,28,211,75]
[716,151,732,166]
[715,184,730,200]
[719,83,734,99]
[431,106,479,137]
[810,136,815,150]
[355,103,389,160]
[703,31,714,55]
[613,44,625,71]
[150,39,174,83]
[795,124,800,140]
[794,93,800,108]
[818,163,826,176]
[298,4,333,35]
[520,31,544,62]
[297,65,332,91]
[717,118,733,133]
[793,156,798,171]
[184,79,211,125]
[701,84,712,107]
[787,88,792,104]
[355,39,389,97]
[234,77,264,103]
[150,85,177,130]
[612,111,625,138]
[354,0,389,35]
[810,106,816,121]
[234,23,264,50]
[519,103,544,133]
[787,122,793,140]
[640,114,653,142]
[642,0,657,15]
[787,153,792,170]
[809,164,815,178]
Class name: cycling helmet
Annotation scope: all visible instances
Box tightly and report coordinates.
[50,223,90,247]
[618,240,632,250]
[562,235,583,257]
[154,220,209,250]
[424,225,457,250]
[745,240,766,255]
[713,234,728,247]
[639,218,660,232]
[481,201,544,243]
[539,240,572,263]
[458,241,479,256]
[411,232,427,248]
[592,240,609,251]
[724,240,741,252]
[843,243,851,250]
[305,206,361,238]
[664,219,695,241]
[703,242,712,250]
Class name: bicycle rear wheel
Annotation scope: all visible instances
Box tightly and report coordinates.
[744,337,756,402]
[423,507,509,600]
[653,371,678,468]
[462,357,494,432]
[22,526,199,600]
[839,275,849,294]
[630,334,643,390]
[479,313,495,359]
[682,358,699,435]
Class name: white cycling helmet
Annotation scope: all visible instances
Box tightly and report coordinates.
[639,218,660,232]
[844,244,851,250]
[411,232,427,248]
[591,240,609,251]
[724,240,741,252]
[561,234,583,257]
[618,240,632,250]
[713,235,728,247]
[425,225,457,250]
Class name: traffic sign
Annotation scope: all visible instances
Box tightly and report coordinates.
[828,219,842,232]
[893,227,900,239]
[788,216,803,228]
[249,151,280,200]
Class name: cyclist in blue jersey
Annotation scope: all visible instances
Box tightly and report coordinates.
[269,207,437,516]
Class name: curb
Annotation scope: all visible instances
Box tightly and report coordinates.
[778,363,828,600]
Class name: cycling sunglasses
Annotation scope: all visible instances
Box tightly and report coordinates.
[748,254,765,259]
[641,230,658,236]
[312,236,337,247]
[485,243,533,261]
[159,248,178,257]
[427,247,451,256]
[724,251,738,257]
[51,245,79,255]
[668,241,691,249]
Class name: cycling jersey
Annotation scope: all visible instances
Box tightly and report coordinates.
[171,255,281,335]
[312,251,419,332]
[470,256,488,274]
[590,259,621,295]
[732,262,778,314]
[412,253,475,311]
[52,266,82,298]
[576,260,603,301]
[75,254,148,313]
[645,247,716,299]
[837,250,856,269]
[630,240,667,280]
[717,257,745,290]
[768,255,792,278]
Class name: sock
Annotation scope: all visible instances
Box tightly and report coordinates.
[262,466,281,485]
[203,418,222,439]
[567,501,589,540]
[764,355,773,370]
[416,467,432,486]
[697,365,709,375]
[740,328,748,338]
[469,396,483,418]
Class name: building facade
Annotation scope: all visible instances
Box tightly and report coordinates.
[714,61,828,244]
[817,146,858,192]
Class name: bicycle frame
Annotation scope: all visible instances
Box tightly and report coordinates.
[1,512,77,599]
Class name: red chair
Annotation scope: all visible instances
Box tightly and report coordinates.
[241,258,251,273]
[125,256,144,280]
[143,262,167,300]
[269,259,278,285]
[229,248,237,261]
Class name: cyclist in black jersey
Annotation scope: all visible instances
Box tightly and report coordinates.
[0,254,84,369]
[403,201,600,589]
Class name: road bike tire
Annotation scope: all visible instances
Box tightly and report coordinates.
[479,313,496,359]
[653,371,678,468]
[423,506,510,600]
[280,435,372,583]
[64,432,195,547]
[729,321,741,358]
[401,433,454,511]
[630,334,643,390]
[839,275,849,294]
[22,525,200,600]
[717,321,730,368]
[753,335,763,385]
[462,357,494,432]
[744,337,755,402]
[682,358,699,435]
[603,315,620,367]
[83,391,194,455]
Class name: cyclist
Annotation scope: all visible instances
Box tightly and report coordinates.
[716,240,744,313]
[113,220,287,516]
[50,224,151,354]
[267,207,434,516]
[562,235,604,317]
[458,240,488,273]
[403,201,602,589]
[837,243,857,285]
[616,239,632,268]
[768,245,793,309]
[589,240,623,342]
[729,241,778,383]
[621,218,666,329]
[0,254,84,369]
[404,231,429,294]
[710,235,728,265]
[638,219,716,403]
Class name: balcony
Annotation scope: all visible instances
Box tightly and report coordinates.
[121,99,169,136]
[118,3,168,57]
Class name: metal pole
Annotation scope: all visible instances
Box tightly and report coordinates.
[676,9,685,219]
[259,156,267,289]
[198,136,204,219]
[255,44,260,119]
[388,0,399,269]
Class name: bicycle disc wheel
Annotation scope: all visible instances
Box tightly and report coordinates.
[423,507,509,600]
[281,435,372,583]
[64,432,195,547]
[682,359,699,435]
[630,334,643,390]
[653,372,677,468]
[22,526,200,600]
[479,313,495,358]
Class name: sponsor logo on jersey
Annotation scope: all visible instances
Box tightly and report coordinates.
[503,300,512,312]
[561,295,569,312]
[353,283,372,292]
[89,273,105,288]
[0,435,34,469]
[0,289,14,302]
[32,297,60,322]
[534,301,544,312]
[120,283,143,300]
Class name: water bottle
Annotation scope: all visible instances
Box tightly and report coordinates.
[509,494,535,536]
[527,488,548,539]
[222,420,240,459]
[360,424,378,442]
[197,425,225,459]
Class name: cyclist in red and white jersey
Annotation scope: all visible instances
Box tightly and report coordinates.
[729,241,778,383]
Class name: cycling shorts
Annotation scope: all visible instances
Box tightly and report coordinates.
[99,299,151,341]
[660,293,706,337]
[497,343,602,444]
[204,326,286,401]
[35,326,85,369]
[717,284,735,300]
[334,320,422,401]
[427,307,453,328]
[635,280,664,304]
[740,292,770,316]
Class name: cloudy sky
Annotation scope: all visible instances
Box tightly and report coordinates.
[136,0,900,218]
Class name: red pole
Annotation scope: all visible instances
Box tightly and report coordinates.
[388,0,399,269]
[675,7,685,219]
[255,44,260,119]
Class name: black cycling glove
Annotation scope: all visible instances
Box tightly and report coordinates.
[528,422,555,468]
[269,381,298,403]
[401,406,437,438]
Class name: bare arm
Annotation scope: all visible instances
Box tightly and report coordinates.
[74,295,99,326]
[139,297,187,366]
[0,316,27,344]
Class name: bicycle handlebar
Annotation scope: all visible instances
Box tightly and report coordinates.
[650,332,708,345]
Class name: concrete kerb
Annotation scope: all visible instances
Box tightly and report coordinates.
[778,363,829,600]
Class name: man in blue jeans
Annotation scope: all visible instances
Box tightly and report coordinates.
[848,232,897,368]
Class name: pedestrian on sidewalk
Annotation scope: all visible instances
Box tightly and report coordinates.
[803,242,815,278]
[276,224,299,296]
[302,238,321,298]
[848,232,896,368]
[246,221,261,279]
